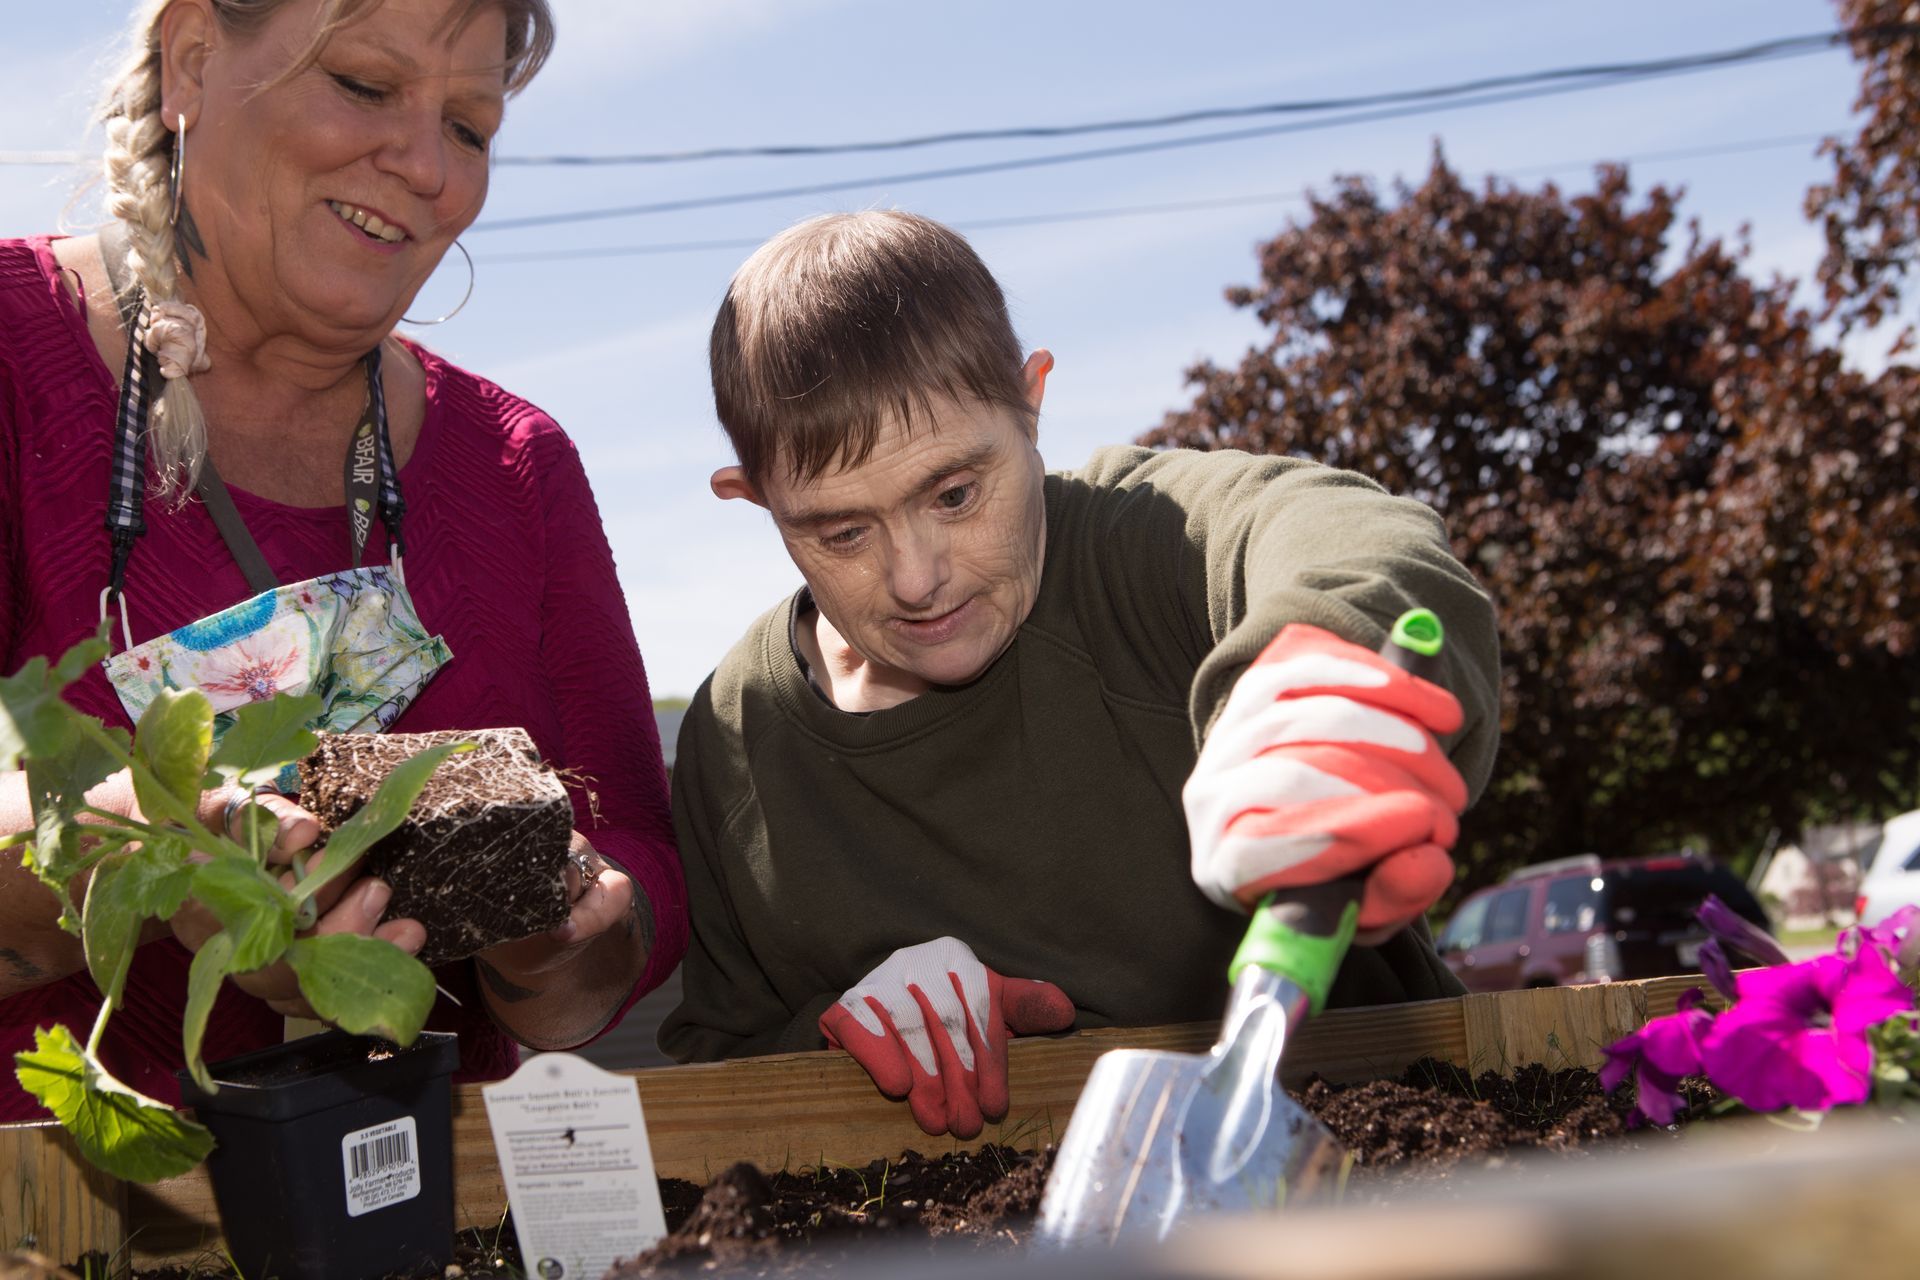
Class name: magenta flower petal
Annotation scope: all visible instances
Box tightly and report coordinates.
[1697,938,1739,1001]
[1702,1010,1876,1112]
[1700,950,1914,1112]
[1829,945,1915,1033]
[1855,905,1920,973]
[1601,997,1713,1126]
[1638,1006,1711,1078]
[1697,894,1788,967]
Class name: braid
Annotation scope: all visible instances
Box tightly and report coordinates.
[102,24,208,496]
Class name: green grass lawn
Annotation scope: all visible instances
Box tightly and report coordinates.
[1775,924,1842,951]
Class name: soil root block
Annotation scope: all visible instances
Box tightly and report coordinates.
[299,727,573,965]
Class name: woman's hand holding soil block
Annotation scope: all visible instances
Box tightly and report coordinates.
[299,729,574,967]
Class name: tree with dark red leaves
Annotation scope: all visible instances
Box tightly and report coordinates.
[1145,149,1918,890]
[1808,0,1920,338]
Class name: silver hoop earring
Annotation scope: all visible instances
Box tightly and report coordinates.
[169,113,186,227]
[402,240,475,326]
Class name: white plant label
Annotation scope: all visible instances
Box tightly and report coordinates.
[341,1115,421,1218]
[482,1052,667,1279]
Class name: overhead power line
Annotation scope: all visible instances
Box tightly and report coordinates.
[469,58,1825,234]
[0,24,1889,172]
[487,27,1894,167]
[475,131,1833,265]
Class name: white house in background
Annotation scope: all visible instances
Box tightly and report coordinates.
[1755,821,1879,931]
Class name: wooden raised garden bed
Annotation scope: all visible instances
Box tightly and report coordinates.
[0,974,1710,1271]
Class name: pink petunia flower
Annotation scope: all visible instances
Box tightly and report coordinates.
[1699,947,1916,1113]
[1848,905,1920,982]
[1600,987,1714,1126]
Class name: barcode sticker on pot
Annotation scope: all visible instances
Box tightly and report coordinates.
[341,1116,421,1217]
[483,1054,666,1279]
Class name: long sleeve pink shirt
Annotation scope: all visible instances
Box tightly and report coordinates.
[0,237,686,1119]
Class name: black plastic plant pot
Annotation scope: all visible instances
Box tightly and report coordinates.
[177,1030,460,1280]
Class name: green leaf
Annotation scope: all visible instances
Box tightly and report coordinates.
[81,854,144,1009]
[294,741,467,905]
[286,933,435,1045]
[28,726,127,812]
[27,803,87,907]
[0,657,74,772]
[131,689,214,823]
[14,1024,214,1183]
[18,728,132,906]
[50,632,112,688]
[207,694,323,788]
[123,836,197,917]
[190,858,296,973]
[80,838,198,1008]
[182,931,236,1094]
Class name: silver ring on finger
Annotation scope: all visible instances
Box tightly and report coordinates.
[223,787,282,842]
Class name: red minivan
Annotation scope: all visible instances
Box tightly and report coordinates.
[1434,852,1774,992]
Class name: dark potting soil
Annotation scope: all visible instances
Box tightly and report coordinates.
[109,1059,1706,1280]
[299,727,575,965]
[599,1058,1710,1278]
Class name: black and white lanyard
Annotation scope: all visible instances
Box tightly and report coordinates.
[98,284,408,650]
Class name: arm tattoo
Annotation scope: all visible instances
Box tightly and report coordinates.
[0,948,44,981]
[475,958,539,1004]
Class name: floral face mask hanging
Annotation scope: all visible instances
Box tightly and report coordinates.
[104,565,451,738]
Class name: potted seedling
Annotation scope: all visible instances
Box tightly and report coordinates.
[1,629,474,1279]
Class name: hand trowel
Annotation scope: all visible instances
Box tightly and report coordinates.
[1036,608,1448,1245]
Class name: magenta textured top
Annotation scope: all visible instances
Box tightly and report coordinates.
[0,237,687,1120]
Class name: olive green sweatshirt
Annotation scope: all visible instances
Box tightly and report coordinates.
[661,447,1499,1062]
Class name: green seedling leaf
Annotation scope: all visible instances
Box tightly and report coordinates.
[190,858,296,973]
[14,1024,214,1183]
[28,803,86,910]
[81,838,198,1004]
[18,728,133,907]
[28,725,127,814]
[207,694,323,788]
[293,741,467,905]
[131,689,214,822]
[81,853,144,1009]
[50,632,112,688]
[181,931,237,1094]
[286,933,435,1045]
[0,657,75,772]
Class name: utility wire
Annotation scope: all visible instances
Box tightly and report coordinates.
[469,58,1813,234]
[485,27,1890,167]
[476,131,1833,265]
[0,24,1881,171]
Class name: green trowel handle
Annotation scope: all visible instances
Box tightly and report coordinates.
[1224,608,1449,1014]
[1229,881,1364,1016]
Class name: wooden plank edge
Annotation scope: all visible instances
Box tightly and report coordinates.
[115,975,1690,1264]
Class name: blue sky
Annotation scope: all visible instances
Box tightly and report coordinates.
[1,1,1865,697]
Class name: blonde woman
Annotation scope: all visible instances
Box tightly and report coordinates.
[0,0,684,1119]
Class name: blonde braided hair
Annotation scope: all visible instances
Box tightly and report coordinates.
[98,0,555,496]
[102,4,208,495]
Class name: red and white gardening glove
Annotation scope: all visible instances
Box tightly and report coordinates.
[819,937,1075,1139]
[1184,623,1468,943]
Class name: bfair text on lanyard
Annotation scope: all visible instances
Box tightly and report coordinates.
[96,280,452,768]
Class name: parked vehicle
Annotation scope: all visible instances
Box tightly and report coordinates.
[1435,852,1774,992]
[1855,810,1920,929]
